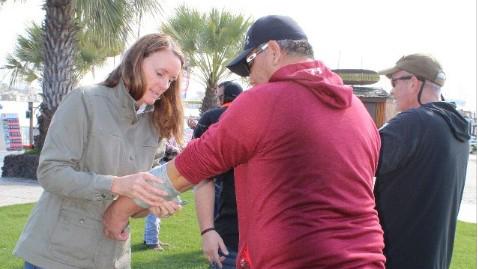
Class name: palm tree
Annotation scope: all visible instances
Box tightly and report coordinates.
[162,5,251,114]
[3,22,126,152]
[3,22,122,86]
[6,0,161,150]
[3,22,125,149]
[3,23,43,86]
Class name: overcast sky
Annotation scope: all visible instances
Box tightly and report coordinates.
[0,0,476,110]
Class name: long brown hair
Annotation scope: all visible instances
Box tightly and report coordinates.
[103,34,185,143]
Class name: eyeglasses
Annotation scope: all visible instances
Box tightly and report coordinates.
[391,75,413,87]
[246,43,269,69]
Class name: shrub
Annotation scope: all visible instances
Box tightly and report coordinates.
[1,153,39,179]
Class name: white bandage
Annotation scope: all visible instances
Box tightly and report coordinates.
[134,163,181,208]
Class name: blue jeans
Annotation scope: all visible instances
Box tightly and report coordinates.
[144,213,161,245]
[24,261,43,269]
[211,250,237,269]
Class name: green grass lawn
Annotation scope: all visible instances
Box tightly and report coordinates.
[451,221,477,269]
[0,191,209,269]
[0,192,476,269]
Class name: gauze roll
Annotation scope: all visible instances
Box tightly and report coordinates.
[134,163,182,208]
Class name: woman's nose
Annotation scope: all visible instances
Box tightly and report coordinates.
[159,77,171,91]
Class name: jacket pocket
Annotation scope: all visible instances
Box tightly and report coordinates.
[49,208,101,268]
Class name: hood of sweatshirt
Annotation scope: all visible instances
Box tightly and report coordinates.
[269,60,353,109]
[423,102,470,142]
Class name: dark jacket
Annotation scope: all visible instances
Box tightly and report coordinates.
[193,107,226,139]
[375,102,470,269]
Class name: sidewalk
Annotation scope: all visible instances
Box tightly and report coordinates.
[0,177,43,206]
[458,154,476,223]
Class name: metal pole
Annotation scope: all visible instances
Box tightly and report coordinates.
[28,101,33,147]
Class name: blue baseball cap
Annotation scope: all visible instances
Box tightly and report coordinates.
[226,15,308,77]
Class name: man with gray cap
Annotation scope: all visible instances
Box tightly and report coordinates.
[103,15,386,269]
[375,54,470,269]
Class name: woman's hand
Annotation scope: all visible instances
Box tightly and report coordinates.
[149,201,182,218]
[103,200,130,241]
[111,172,168,207]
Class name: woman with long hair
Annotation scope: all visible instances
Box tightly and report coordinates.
[14,33,185,269]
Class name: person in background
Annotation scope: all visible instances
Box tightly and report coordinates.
[375,54,470,269]
[14,33,184,269]
[103,15,386,269]
[193,81,243,268]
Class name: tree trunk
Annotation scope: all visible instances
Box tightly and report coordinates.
[37,0,76,150]
[199,75,218,115]
[34,102,55,150]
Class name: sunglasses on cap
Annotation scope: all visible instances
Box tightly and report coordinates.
[245,43,269,71]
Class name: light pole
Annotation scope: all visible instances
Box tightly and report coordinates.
[28,101,33,147]
[26,85,39,148]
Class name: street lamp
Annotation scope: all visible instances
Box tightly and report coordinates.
[26,86,39,148]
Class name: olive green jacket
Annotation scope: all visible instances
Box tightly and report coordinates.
[14,82,164,269]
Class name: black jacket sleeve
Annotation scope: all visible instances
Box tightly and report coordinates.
[193,108,225,139]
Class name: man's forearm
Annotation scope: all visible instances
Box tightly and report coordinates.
[133,161,192,208]
[112,196,145,218]
[167,160,194,192]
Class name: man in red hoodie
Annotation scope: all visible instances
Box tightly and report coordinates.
[104,15,385,269]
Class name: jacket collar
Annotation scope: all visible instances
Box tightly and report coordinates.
[115,80,153,122]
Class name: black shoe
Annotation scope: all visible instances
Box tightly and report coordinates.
[144,242,164,251]
[144,240,169,250]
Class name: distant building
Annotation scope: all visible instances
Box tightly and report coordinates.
[0,82,42,102]
[353,86,396,128]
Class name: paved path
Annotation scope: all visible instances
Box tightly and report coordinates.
[457,154,476,223]
[0,153,476,223]
[0,177,43,206]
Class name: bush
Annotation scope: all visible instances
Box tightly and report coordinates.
[1,153,39,179]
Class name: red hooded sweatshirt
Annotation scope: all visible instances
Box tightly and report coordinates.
[176,61,385,269]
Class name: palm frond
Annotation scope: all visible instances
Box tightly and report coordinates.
[162,5,252,88]
[75,0,162,48]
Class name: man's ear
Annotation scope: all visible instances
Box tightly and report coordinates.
[268,40,283,65]
[410,76,422,93]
